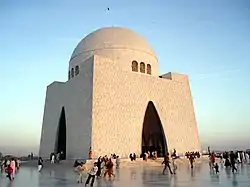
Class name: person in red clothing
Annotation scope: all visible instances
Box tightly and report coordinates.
[104,158,115,178]
[211,152,216,167]
[5,164,13,181]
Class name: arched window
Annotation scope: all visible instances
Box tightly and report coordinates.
[140,62,145,73]
[147,64,151,75]
[71,68,74,78]
[68,71,70,80]
[75,65,79,75]
[132,61,138,72]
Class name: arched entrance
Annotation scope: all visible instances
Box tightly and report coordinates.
[55,107,66,160]
[141,101,167,157]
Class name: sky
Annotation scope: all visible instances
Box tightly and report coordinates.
[0,0,250,155]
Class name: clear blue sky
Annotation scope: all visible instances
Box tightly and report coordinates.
[1,0,250,155]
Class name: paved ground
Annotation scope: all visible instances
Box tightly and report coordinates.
[1,161,250,187]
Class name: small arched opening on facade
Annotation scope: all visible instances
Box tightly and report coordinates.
[55,107,67,160]
[71,68,74,78]
[146,64,151,75]
[141,101,168,157]
[75,65,80,75]
[140,62,145,73]
[132,61,138,72]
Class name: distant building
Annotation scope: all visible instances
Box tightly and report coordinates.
[39,27,201,159]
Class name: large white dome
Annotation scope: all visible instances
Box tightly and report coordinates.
[69,27,159,76]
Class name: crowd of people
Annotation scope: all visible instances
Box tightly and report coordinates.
[3,147,250,186]
[209,150,250,174]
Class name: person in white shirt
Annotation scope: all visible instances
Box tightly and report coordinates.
[10,158,16,180]
[85,162,98,187]
[51,154,55,164]
[245,152,250,164]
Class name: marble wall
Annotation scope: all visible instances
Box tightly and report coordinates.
[91,55,200,158]
[39,57,94,159]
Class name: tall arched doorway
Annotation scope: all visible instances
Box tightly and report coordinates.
[141,101,168,157]
[55,107,66,160]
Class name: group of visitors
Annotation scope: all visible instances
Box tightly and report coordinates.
[223,151,250,164]
[5,147,250,186]
[141,151,158,161]
[0,157,20,181]
[208,148,250,174]
[74,154,120,186]
[162,152,177,175]
[129,153,137,161]
[49,152,63,164]
[185,151,201,158]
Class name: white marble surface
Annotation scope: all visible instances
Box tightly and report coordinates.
[1,161,250,187]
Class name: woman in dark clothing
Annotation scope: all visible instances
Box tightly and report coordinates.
[230,151,237,173]
[38,157,43,172]
[189,154,195,169]
[224,158,231,168]
[96,157,103,177]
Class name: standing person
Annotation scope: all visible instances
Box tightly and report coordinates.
[51,154,55,164]
[171,157,177,174]
[230,151,237,173]
[88,147,93,159]
[133,153,136,161]
[129,153,133,161]
[76,163,86,183]
[162,153,173,174]
[211,152,216,168]
[5,164,13,181]
[96,157,103,177]
[6,159,10,167]
[189,153,195,169]
[245,152,250,164]
[38,157,43,172]
[16,159,20,170]
[0,159,5,172]
[85,162,98,187]
[104,158,115,178]
[57,153,60,163]
[214,163,219,174]
[116,156,120,169]
[10,158,16,180]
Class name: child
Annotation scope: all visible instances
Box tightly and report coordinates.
[85,162,98,187]
[5,165,13,181]
[214,163,219,174]
[76,163,86,183]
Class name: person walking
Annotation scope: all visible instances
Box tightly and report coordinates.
[38,157,43,172]
[5,164,13,181]
[162,153,173,174]
[189,153,195,169]
[230,151,237,173]
[85,162,98,187]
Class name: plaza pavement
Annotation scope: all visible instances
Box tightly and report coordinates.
[1,158,250,187]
